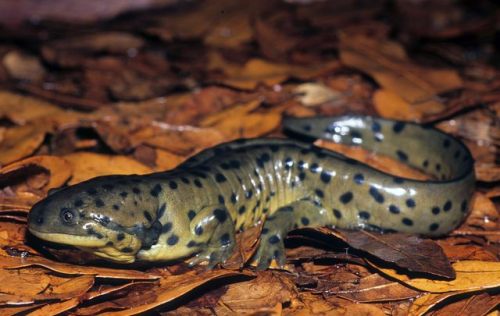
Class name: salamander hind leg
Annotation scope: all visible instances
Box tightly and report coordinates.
[252,199,332,270]
[187,205,236,269]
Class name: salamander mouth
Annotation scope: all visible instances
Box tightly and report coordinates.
[29,229,108,248]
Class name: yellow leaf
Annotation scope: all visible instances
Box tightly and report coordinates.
[371,260,500,293]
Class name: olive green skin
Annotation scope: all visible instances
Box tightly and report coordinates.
[28,116,475,269]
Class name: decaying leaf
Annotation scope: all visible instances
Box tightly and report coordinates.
[63,152,152,185]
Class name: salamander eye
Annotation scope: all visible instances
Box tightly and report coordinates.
[60,208,76,225]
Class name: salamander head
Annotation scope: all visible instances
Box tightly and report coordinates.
[28,175,162,263]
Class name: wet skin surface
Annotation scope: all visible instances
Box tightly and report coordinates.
[28,116,475,269]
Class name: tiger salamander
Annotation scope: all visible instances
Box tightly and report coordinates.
[28,116,475,269]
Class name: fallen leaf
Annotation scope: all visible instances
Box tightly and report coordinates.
[294,82,342,107]
[371,260,500,293]
[331,273,420,302]
[327,229,454,279]
[0,124,48,167]
[63,152,152,185]
[410,291,500,316]
[1,254,159,280]
[2,50,45,81]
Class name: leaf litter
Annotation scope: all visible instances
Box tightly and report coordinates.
[0,0,498,314]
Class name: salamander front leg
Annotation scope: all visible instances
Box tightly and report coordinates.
[187,205,236,269]
[252,199,331,270]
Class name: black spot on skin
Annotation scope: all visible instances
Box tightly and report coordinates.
[188,210,196,220]
[302,124,312,132]
[95,199,105,207]
[132,187,141,194]
[369,187,384,204]
[167,234,179,245]
[229,160,241,169]
[284,157,293,170]
[218,195,225,204]
[429,223,439,232]
[315,189,324,198]
[87,228,103,239]
[74,199,84,207]
[143,211,153,222]
[298,172,306,181]
[389,205,400,214]
[102,184,114,190]
[245,190,253,199]
[436,164,441,171]
[310,163,320,173]
[238,206,246,214]
[372,121,381,133]
[454,150,461,159]
[432,206,440,215]
[169,181,178,189]
[320,171,331,183]
[393,177,405,184]
[282,206,294,212]
[359,211,371,220]
[220,162,230,170]
[350,131,362,140]
[333,209,342,219]
[340,192,353,204]
[461,200,468,212]
[150,184,162,197]
[120,191,128,198]
[181,177,190,184]
[253,169,259,177]
[393,122,406,133]
[270,191,276,197]
[113,204,120,211]
[194,179,203,188]
[157,203,166,218]
[257,183,263,192]
[297,160,305,171]
[443,139,451,148]
[261,228,269,234]
[161,222,172,234]
[406,199,416,208]
[117,233,125,241]
[230,193,237,204]
[263,208,269,213]
[270,144,280,152]
[301,217,310,225]
[213,209,227,223]
[195,225,203,235]
[215,173,227,183]
[86,188,97,195]
[121,247,133,253]
[396,150,408,161]
[402,218,413,226]
[423,160,429,168]
[220,233,231,246]
[353,173,364,185]
[268,235,280,244]
[443,200,452,212]
[187,241,197,248]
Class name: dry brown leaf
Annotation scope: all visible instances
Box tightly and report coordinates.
[0,269,51,296]
[130,124,226,156]
[63,152,152,185]
[0,155,72,192]
[98,270,252,315]
[208,51,340,90]
[373,89,422,121]
[2,51,45,81]
[1,254,159,280]
[410,291,500,316]
[337,275,420,302]
[340,34,463,101]
[370,260,500,293]
[0,125,47,167]
[27,297,80,316]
